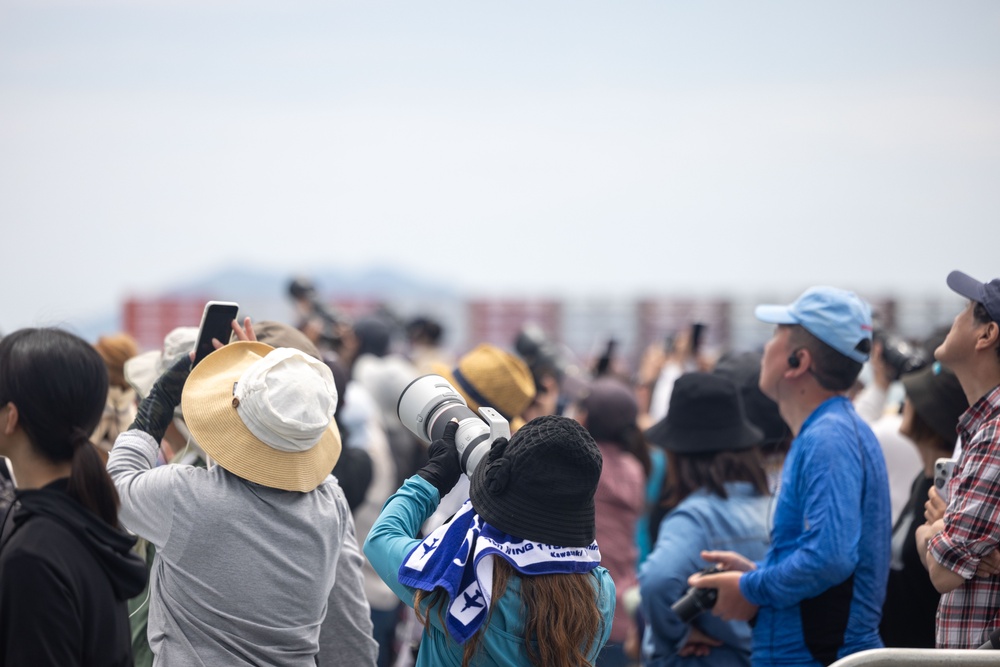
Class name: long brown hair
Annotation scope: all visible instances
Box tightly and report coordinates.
[413,558,604,667]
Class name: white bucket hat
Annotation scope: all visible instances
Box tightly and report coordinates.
[181,342,342,492]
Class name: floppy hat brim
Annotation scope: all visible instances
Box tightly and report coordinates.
[645,419,763,454]
[181,341,342,492]
[435,364,528,432]
[754,304,798,325]
[946,270,986,304]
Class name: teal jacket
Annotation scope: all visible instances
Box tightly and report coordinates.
[364,475,616,667]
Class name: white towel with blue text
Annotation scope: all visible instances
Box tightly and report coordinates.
[398,499,601,643]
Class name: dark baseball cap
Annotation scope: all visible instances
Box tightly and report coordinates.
[946,271,1000,322]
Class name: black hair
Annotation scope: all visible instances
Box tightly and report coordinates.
[660,448,770,512]
[972,302,1000,363]
[787,325,864,392]
[406,316,444,346]
[907,406,954,454]
[0,328,121,527]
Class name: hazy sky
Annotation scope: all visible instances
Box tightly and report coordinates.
[2,0,998,332]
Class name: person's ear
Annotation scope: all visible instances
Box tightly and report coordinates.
[976,321,1000,352]
[785,348,810,378]
[2,403,19,436]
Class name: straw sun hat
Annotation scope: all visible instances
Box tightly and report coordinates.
[181,341,342,492]
[434,343,535,432]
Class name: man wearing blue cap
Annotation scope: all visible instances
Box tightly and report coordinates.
[915,270,1000,649]
[690,286,891,666]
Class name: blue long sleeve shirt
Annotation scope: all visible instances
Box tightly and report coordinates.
[740,397,890,667]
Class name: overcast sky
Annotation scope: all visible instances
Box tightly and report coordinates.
[1,0,998,333]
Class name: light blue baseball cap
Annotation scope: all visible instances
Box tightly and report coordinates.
[755,287,873,363]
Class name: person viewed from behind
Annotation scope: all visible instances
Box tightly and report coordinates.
[91,332,140,460]
[425,344,536,530]
[639,373,771,667]
[691,287,891,666]
[124,327,203,466]
[364,415,615,667]
[915,270,1000,648]
[880,362,967,647]
[711,351,793,493]
[407,315,454,374]
[107,320,377,666]
[574,377,650,667]
[251,320,381,667]
[0,328,147,666]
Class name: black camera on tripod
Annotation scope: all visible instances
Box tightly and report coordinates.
[671,565,723,623]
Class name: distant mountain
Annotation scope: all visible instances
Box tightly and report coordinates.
[164,265,457,301]
[74,265,458,342]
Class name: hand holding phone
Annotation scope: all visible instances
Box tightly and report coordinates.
[193,301,239,366]
[934,457,957,504]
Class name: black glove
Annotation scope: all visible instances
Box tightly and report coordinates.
[129,355,192,443]
[416,420,462,497]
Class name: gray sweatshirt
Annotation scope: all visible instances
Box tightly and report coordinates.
[108,430,377,667]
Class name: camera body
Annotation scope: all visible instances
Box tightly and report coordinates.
[875,332,928,381]
[397,374,511,476]
[671,565,723,623]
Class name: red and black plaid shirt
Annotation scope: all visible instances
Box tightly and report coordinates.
[929,383,1000,648]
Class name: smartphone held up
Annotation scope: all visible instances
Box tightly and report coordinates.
[193,301,239,366]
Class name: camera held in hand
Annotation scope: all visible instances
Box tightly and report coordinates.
[671,565,724,623]
[875,332,927,381]
[397,375,511,476]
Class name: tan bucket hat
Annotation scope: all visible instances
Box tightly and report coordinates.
[434,344,535,432]
[181,341,342,492]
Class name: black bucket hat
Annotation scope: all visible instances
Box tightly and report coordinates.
[645,372,763,454]
[901,362,968,445]
[469,415,603,548]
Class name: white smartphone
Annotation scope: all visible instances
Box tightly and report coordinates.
[934,457,957,504]
[193,301,239,366]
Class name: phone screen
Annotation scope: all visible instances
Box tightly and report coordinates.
[193,302,239,366]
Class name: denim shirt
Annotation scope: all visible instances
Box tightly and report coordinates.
[639,482,771,667]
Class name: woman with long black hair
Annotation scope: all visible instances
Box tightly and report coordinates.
[0,328,146,666]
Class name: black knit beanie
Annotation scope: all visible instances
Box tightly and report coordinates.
[469,415,603,547]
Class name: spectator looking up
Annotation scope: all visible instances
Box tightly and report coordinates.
[880,362,967,648]
[640,372,771,667]
[364,415,616,667]
[691,287,891,667]
[915,270,1000,648]
[108,320,377,666]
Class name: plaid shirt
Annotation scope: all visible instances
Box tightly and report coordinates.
[929,383,1000,648]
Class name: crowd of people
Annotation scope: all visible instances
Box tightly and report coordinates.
[0,268,998,667]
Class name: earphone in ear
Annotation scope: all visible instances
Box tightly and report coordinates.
[787,353,801,368]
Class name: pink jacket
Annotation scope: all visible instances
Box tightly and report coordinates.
[594,441,646,644]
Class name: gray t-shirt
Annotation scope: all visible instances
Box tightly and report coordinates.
[109,430,376,667]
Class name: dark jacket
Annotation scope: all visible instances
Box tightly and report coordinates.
[880,474,939,648]
[0,479,147,667]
